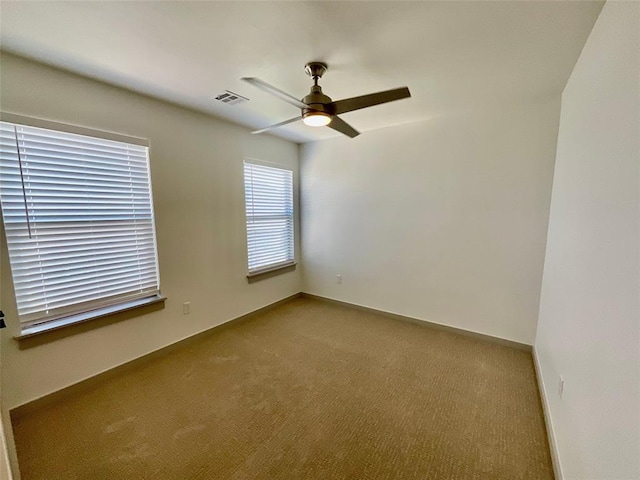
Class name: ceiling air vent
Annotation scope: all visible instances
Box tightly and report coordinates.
[214,90,249,106]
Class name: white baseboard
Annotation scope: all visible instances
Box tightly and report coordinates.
[302,292,532,351]
[532,345,563,480]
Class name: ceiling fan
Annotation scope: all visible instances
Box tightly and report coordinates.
[242,62,411,138]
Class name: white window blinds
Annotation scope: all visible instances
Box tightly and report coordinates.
[0,120,160,331]
[244,161,294,274]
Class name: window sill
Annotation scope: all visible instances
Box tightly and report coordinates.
[14,295,166,345]
[247,262,296,283]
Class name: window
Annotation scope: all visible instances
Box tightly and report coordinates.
[0,116,161,335]
[243,160,294,275]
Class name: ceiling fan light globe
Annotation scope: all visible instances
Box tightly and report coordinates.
[302,112,332,127]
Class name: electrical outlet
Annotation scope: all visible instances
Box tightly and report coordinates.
[336,274,342,284]
[183,302,191,315]
[558,375,565,398]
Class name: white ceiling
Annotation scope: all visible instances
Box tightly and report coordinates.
[0,1,603,144]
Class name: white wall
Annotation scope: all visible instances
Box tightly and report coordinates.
[0,53,301,410]
[300,100,560,345]
[535,2,640,479]
[0,412,13,480]
[0,232,13,479]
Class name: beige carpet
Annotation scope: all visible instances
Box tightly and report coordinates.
[12,296,554,479]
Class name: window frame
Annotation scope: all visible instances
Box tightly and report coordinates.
[0,113,163,338]
[243,158,295,279]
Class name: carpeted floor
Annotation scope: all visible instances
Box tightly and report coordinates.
[12,296,554,479]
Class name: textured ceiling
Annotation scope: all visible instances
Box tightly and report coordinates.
[0,1,603,143]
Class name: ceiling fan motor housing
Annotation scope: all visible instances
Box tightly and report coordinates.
[302,85,333,118]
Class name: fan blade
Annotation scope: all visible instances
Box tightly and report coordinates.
[251,116,302,134]
[241,77,307,109]
[331,87,411,115]
[328,115,360,138]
